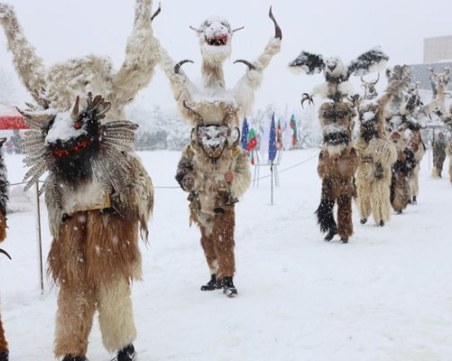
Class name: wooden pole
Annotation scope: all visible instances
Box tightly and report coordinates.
[35,182,44,294]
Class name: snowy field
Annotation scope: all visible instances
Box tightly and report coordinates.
[0,148,452,361]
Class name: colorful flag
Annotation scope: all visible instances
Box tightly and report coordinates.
[241,118,249,150]
[290,114,297,146]
[276,118,283,150]
[246,128,257,152]
[268,113,277,162]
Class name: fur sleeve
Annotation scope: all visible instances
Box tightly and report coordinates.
[0,3,47,103]
[157,44,199,123]
[175,145,195,192]
[112,0,160,107]
[115,154,154,241]
[233,38,281,117]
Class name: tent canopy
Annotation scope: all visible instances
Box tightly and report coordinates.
[0,103,27,130]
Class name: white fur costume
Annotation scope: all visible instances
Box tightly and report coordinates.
[164,8,278,295]
[0,1,159,359]
[0,0,160,120]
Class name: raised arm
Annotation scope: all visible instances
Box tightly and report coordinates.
[232,7,282,116]
[0,3,47,105]
[112,0,161,107]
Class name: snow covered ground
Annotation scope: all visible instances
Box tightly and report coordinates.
[0,149,451,361]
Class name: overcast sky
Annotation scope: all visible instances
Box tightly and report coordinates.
[1,0,451,115]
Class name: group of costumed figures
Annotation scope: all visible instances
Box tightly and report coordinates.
[0,0,281,360]
[289,49,452,243]
[0,1,450,361]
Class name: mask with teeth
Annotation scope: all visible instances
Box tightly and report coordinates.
[197,125,229,159]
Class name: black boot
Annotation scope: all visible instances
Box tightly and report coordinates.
[0,351,8,361]
[116,344,136,361]
[324,228,336,241]
[221,277,238,297]
[62,355,87,361]
[360,218,367,224]
[200,274,220,291]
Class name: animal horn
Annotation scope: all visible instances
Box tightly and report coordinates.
[151,2,161,22]
[189,25,203,34]
[269,6,282,40]
[71,96,80,121]
[174,59,194,74]
[371,73,380,85]
[232,26,244,33]
[0,248,12,260]
[233,59,256,71]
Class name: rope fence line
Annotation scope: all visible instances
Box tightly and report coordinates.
[7,153,319,190]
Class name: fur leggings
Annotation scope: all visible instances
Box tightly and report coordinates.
[316,177,354,240]
[197,207,236,279]
[54,277,136,358]
[356,177,392,225]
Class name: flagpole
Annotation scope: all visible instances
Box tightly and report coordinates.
[270,161,274,205]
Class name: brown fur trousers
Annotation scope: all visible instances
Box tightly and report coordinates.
[192,207,236,279]
[48,210,141,357]
[354,137,397,225]
[390,147,416,213]
[316,146,359,241]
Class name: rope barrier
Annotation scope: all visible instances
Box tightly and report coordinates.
[6,152,319,189]
[252,153,318,181]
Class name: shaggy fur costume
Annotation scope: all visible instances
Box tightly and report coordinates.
[432,133,447,178]
[158,7,282,126]
[407,127,425,201]
[315,102,359,242]
[353,71,410,226]
[289,47,389,242]
[0,0,159,120]
[176,134,251,284]
[354,137,396,225]
[389,131,416,213]
[0,138,9,361]
[161,7,272,293]
[21,95,153,359]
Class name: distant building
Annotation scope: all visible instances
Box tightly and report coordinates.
[410,62,452,91]
[424,35,452,63]
[408,35,452,92]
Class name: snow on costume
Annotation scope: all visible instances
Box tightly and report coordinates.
[0,1,159,360]
[160,7,281,295]
[427,68,452,178]
[0,138,10,361]
[20,95,153,361]
[353,67,410,226]
[289,47,388,242]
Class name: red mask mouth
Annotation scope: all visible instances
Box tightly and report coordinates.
[206,34,228,46]
[51,138,91,158]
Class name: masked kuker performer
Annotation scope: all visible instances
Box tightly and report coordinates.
[353,66,410,226]
[158,8,280,295]
[20,94,153,361]
[289,47,388,242]
[175,104,251,297]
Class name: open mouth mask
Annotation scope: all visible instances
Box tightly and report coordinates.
[197,125,240,159]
